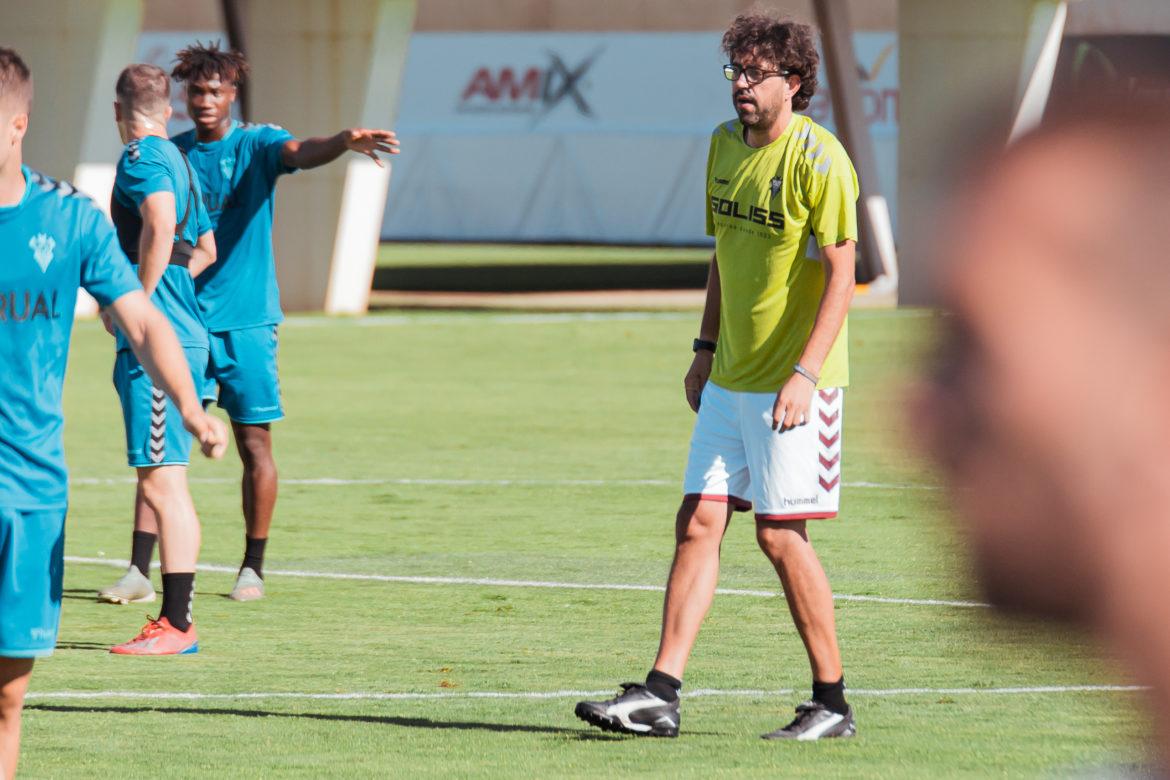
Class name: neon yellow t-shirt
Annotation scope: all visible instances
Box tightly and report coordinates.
[705,115,858,392]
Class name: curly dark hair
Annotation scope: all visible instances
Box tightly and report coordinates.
[171,40,250,86]
[721,11,819,111]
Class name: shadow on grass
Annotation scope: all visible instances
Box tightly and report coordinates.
[61,587,231,602]
[60,588,104,603]
[26,703,582,735]
[53,641,113,652]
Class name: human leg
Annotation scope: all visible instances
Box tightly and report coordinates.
[100,348,206,603]
[576,383,748,736]
[211,326,282,598]
[110,466,201,655]
[0,658,33,780]
[652,498,735,679]
[756,520,842,683]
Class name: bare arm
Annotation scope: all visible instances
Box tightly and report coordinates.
[797,240,856,376]
[281,128,400,170]
[684,254,721,412]
[698,254,721,342]
[189,229,217,279]
[136,192,177,297]
[771,239,856,430]
[106,290,228,458]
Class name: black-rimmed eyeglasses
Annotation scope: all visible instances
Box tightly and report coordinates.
[723,63,791,85]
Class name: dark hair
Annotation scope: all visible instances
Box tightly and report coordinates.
[171,40,250,86]
[115,64,170,114]
[0,47,33,112]
[721,11,819,111]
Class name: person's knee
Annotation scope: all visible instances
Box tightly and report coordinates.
[756,521,807,561]
[0,658,33,718]
[0,690,20,720]
[675,501,727,546]
[0,688,18,718]
[138,468,187,513]
[235,427,275,472]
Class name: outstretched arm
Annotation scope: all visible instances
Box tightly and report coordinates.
[281,128,400,170]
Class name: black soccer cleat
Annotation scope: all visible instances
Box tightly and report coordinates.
[575,683,680,737]
[761,700,857,741]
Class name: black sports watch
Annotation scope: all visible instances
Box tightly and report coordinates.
[693,338,717,354]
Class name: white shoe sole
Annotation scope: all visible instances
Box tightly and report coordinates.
[98,591,156,605]
[229,588,264,602]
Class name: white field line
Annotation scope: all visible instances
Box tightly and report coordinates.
[69,476,941,491]
[64,556,988,609]
[281,312,697,328]
[276,309,937,328]
[24,685,1144,704]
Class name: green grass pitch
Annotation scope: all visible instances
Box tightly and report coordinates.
[19,308,1145,777]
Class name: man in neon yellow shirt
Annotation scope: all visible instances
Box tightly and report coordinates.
[577,12,858,740]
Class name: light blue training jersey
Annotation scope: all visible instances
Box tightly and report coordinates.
[0,167,141,508]
[172,121,296,332]
[112,135,210,351]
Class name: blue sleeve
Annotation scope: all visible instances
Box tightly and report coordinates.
[192,176,212,236]
[79,204,142,306]
[256,125,296,179]
[116,145,176,207]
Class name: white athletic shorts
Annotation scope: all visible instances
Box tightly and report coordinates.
[682,382,844,521]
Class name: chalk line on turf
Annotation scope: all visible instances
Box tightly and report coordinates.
[24,685,1145,703]
[63,555,988,609]
[274,309,937,328]
[281,311,697,328]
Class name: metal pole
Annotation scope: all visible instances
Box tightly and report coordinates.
[221,0,250,120]
[812,0,899,289]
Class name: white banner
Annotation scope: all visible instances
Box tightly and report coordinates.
[135,31,899,246]
[383,31,898,245]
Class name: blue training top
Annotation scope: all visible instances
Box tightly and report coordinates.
[111,135,210,351]
[172,120,296,332]
[0,167,141,509]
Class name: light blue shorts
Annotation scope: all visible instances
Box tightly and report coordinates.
[115,346,209,467]
[0,507,66,658]
[204,325,284,424]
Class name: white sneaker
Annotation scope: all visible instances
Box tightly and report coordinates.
[97,566,156,604]
[230,567,265,601]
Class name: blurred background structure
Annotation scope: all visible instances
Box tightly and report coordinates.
[3,0,1170,311]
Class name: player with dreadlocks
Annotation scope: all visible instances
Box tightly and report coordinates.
[97,41,399,606]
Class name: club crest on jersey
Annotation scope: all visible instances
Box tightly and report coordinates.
[770,176,783,198]
[29,233,55,273]
[220,156,235,179]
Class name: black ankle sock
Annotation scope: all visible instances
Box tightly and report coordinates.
[242,536,267,579]
[645,670,682,702]
[812,676,848,715]
[160,572,195,632]
[130,531,156,576]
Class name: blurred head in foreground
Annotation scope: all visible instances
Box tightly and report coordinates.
[926,106,1170,762]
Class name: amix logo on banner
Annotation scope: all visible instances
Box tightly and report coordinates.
[458,48,604,119]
